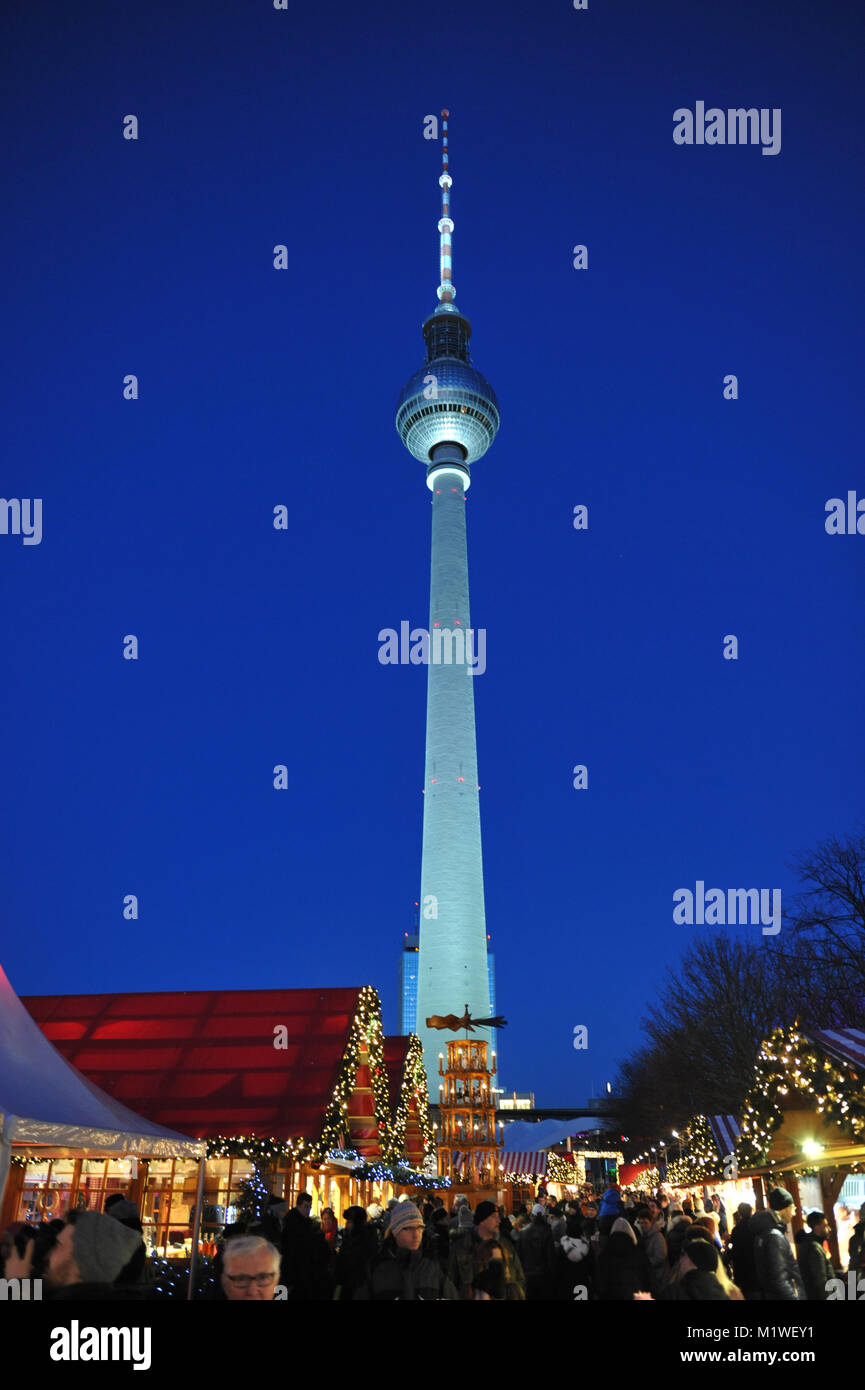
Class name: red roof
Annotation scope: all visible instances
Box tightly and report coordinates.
[21,986,369,1143]
[383,1036,412,1112]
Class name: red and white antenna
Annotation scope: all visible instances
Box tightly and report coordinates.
[437,109,455,304]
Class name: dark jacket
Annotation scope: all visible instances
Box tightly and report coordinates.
[516,1215,555,1300]
[425,1219,451,1274]
[333,1224,379,1301]
[448,1228,525,1301]
[596,1231,651,1301]
[727,1214,759,1297]
[280,1208,333,1300]
[751,1210,804,1301]
[795,1229,833,1301]
[354,1239,458,1300]
[848,1221,865,1273]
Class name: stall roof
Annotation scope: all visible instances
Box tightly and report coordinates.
[22,985,372,1143]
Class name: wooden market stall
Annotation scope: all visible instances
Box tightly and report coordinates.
[734,1024,865,1267]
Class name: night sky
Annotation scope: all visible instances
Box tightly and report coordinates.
[3,0,863,1108]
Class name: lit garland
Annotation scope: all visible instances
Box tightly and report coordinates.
[206,1135,310,1164]
[389,1033,435,1160]
[348,1161,451,1191]
[737,1023,865,1169]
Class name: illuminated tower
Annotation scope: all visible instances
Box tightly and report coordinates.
[395,111,500,1085]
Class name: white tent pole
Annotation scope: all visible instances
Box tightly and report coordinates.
[186,1152,207,1301]
[0,1114,15,1214]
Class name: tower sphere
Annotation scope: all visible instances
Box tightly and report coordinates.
[395,309,500,468]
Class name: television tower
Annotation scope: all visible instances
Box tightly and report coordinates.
[395,111,500,1086]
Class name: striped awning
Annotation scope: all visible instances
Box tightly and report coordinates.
[810,1029,865,1071]
[499,1150,548,1176]
[708,1115,741,1158]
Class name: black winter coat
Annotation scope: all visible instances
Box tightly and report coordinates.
[354,1240,458,1300]
[751,1210,805,1301]
[517,1216,555,1300]
[279,1209,333,1300]
[596,1232,652,1301]
[333,1225,379,1300]
[727,1215,759,1296]
[795,1229,833,1301]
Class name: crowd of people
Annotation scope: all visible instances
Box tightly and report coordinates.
[2,1182,863,1301]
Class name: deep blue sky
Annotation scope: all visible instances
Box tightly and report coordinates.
[2,0,863,1108]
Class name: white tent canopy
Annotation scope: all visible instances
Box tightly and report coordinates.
[0,962,204,1208]
[499,1118,607,1152]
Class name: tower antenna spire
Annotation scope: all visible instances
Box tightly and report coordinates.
[437,108,455,305]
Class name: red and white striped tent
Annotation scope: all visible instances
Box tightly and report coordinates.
[810,1028,865,1069]
[498,1150,548,1177]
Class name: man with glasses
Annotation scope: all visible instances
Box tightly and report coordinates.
[221,1236,282,1301]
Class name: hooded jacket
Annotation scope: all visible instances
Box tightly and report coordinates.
[598,1188,624,1220]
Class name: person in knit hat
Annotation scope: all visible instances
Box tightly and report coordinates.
[44,1210,145,1295]
[354,1201,457,1300]
[104,1197,147,1285]
[750,1187,805,1300]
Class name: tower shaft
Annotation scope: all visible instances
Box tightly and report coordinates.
[395,110,500,1089]
[416,466,491,1081]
